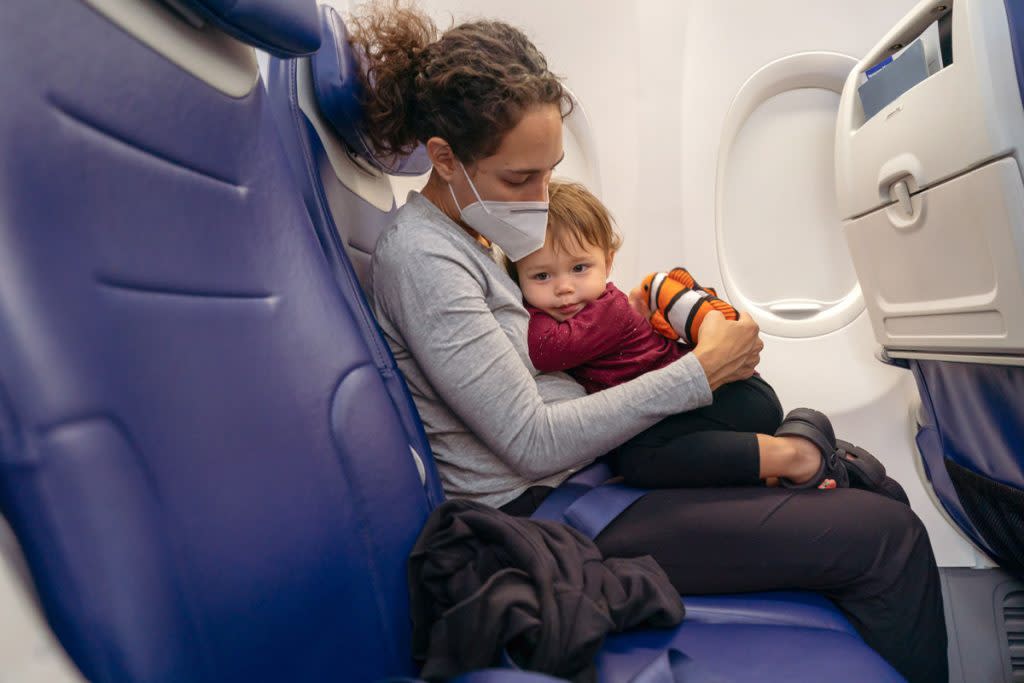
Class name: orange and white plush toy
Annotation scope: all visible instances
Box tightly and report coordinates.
[640,267,738,346]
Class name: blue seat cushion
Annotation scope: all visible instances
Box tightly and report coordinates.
[598,621,903,682]
[532,463,858,638]
[683,591,855,635]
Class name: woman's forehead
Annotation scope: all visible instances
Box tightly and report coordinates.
[485,105,564,172]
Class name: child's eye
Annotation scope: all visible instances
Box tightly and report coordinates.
[532,272,550,282]
[572,264,590,273]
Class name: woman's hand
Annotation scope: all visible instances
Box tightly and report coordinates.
[691,310,762,391]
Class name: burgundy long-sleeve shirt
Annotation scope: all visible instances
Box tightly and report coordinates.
[527,283,686,394]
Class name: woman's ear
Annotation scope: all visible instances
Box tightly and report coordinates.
[427,137,458,182]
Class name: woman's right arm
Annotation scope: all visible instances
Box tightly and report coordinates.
[691,311,763,390]
[374,230,755,479]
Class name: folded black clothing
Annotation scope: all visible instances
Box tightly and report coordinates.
[408,499,685,682]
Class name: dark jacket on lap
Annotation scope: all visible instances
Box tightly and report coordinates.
[408,499,684,682]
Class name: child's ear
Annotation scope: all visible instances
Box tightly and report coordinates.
[605,250,616,273]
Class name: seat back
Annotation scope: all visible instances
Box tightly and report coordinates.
[836,0,1024,572]
[263,5,443,505]
[911,359,1024,571]
[265,5,433,293]
[0,1,434,680]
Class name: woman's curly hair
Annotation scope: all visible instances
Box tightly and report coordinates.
[348,0,572,163]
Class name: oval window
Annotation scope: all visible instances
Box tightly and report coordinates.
[716,52,863,337]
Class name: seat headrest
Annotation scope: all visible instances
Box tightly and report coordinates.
[310,6,432,176]
[173,0,320,57]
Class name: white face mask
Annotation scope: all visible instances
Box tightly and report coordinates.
[448,162,549,261]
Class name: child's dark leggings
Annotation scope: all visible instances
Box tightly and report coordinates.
[611,375,784,488]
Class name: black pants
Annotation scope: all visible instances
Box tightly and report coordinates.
[502,477,948,683]
[611,376,783,488]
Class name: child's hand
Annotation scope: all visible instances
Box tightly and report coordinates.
[628,284,652,319]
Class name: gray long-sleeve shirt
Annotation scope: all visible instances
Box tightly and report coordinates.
[371,192,713,508]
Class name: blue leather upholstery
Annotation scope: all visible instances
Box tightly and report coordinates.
[911,360,1024,490]
[684,592,856,635]
[263,55,443,505]
[0,1,426,680]
[449,673,566,683]
[911,362,990,556]
[412,629,902,683]
[311,6,431,175]
[910,358,1023,563]
[598,622,904,682]
[177,0,321,57]
[1004,0,1024,106]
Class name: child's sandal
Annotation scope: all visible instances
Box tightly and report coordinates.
[836,439,910,505]
[774,410,911,502]
[774,408,850,490]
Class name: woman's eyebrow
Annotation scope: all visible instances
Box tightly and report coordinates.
[506,152,566,175]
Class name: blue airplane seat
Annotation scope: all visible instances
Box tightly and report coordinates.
[0,1,903,681]
[262,7,443,508]
[910,359,1024,572]
[0,0,433,680]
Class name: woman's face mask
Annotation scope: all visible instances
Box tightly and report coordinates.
[448,162,549,261]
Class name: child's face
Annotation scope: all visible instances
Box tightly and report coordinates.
[516,237,612,322]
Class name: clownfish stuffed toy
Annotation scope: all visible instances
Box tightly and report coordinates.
[640,267,738,346]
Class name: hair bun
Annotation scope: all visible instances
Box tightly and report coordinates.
[349,1,569,162]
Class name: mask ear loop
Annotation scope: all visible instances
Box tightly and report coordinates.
[452,161,495,218]
[459,161,487,204]
[448,161,488,214]
[447,182,463,213]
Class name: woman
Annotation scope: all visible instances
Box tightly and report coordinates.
[354,4,947,681]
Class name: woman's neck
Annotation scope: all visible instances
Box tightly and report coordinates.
[421,170,491,248]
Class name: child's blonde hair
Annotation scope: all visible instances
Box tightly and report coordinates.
[508,180,623,280]
[547,180,623,255]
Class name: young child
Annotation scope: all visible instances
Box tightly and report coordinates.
[513,184,738,395]
[512,180,902,496]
